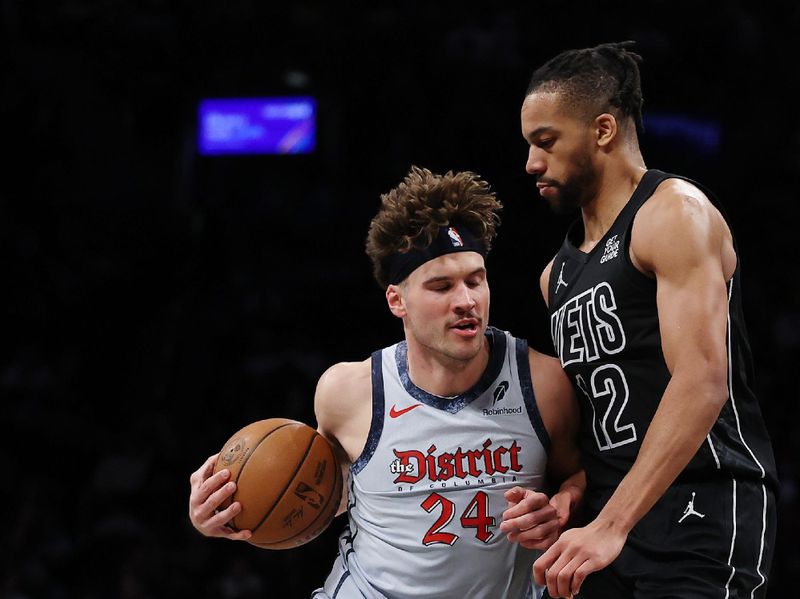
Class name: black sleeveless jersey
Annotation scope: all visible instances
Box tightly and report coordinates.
[547,170,778,514]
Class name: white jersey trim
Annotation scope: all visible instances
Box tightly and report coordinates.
[725,279,766,479]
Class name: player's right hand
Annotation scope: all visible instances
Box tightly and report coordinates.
[499,486,560,550]
[188,453,253,541]
[534,516,627,598]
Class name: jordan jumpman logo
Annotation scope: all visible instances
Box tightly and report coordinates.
[678,492,706,523]
[555,262,569,295]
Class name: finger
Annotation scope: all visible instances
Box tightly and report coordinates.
[572,559,597,596]
[193,467,232,507]
[501,503,556,533]
[224,527,253,541]
[507,518,560,546]
[519,530,558,551]
[555,556,585,599]
[546,548,575,598]
[202,503,252,542]
[501,502,555,534]
[190,453,220,487]
[533,543,560,586]
[502,491,549,522]
[207,480,238,513]
[191,479,237,526]
[503,486,526,507]
[205,499,245,531]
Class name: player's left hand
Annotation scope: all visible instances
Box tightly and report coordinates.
[533,517,627,598]
[499,486,560,550]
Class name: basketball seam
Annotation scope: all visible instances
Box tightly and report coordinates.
[229,422,298,528]
[250,428,319,535]
[255,440,342,547]
[231,422,296,486]
[253,477,339,547]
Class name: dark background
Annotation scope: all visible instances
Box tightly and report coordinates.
[3,1,799,597]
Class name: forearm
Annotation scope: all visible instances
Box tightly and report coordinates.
[596,371,727,532]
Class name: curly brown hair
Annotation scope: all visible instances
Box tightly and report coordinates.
[366,166,502,288]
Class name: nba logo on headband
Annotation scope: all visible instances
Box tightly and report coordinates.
[447,227,464,247]
[386,222,487,285]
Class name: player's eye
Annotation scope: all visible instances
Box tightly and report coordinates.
[538,138,555,149]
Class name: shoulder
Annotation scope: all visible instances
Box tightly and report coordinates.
[539,257,556,307]
[315,359,372,433]
[640,177,715,219]
[631,177,732,275]
[317,359,372,395]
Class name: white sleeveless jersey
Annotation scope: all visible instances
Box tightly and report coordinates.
[315,328,549,599]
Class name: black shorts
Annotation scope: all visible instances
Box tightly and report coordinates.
[567,478,776,599]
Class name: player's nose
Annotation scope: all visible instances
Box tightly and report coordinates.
[526,146,546,176]
[453,283,477,311]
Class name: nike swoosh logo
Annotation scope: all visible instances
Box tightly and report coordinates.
[389,403,422,418]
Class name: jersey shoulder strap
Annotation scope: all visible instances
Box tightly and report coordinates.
[613,168,672,236]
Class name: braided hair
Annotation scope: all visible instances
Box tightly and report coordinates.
[526,41,644,134]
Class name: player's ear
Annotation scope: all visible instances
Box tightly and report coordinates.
[386,284,407,318]
[594,113,617,148]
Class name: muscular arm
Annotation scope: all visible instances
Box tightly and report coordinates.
[598,182,733,534]
[527,350,581,484]
[535,181,736,597]
[500,347,585,549]
[314,360,373,517]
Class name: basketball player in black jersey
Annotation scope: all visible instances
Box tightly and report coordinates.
[515,42,778,598]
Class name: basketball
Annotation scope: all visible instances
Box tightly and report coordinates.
[212,418,342,549]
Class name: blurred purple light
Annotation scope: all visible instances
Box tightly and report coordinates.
[198,97,316,155]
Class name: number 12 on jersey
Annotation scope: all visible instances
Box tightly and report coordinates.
[420,490,495,546]
[576,364,638,451]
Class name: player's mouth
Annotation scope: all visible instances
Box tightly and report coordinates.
[536,181,558,198]
[450,319,480,338]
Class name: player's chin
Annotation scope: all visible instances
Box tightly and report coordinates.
[450,346,483,363]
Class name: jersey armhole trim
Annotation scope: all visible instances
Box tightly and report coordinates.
[620,170,667,290]
[350,349,385,476]
[515,337,551,453]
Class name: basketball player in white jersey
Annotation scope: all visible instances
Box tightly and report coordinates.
[189,167,585,598]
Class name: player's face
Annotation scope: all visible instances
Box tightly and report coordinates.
[521,91,599,214]
[393,252,490,364]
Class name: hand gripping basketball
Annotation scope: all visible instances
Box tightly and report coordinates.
[210,418,342,549]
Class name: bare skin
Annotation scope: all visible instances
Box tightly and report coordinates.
[188,251,584,552]
[522,90,736,597]
[188,454,252,541]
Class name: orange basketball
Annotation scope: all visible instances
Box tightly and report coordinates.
[212,418,342,549]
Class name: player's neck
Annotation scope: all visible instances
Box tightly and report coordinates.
[405,336,490,398]
[580,158,646,252]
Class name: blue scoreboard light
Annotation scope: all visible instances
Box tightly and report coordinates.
[198,97,316,155]
[643,113,720,156]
